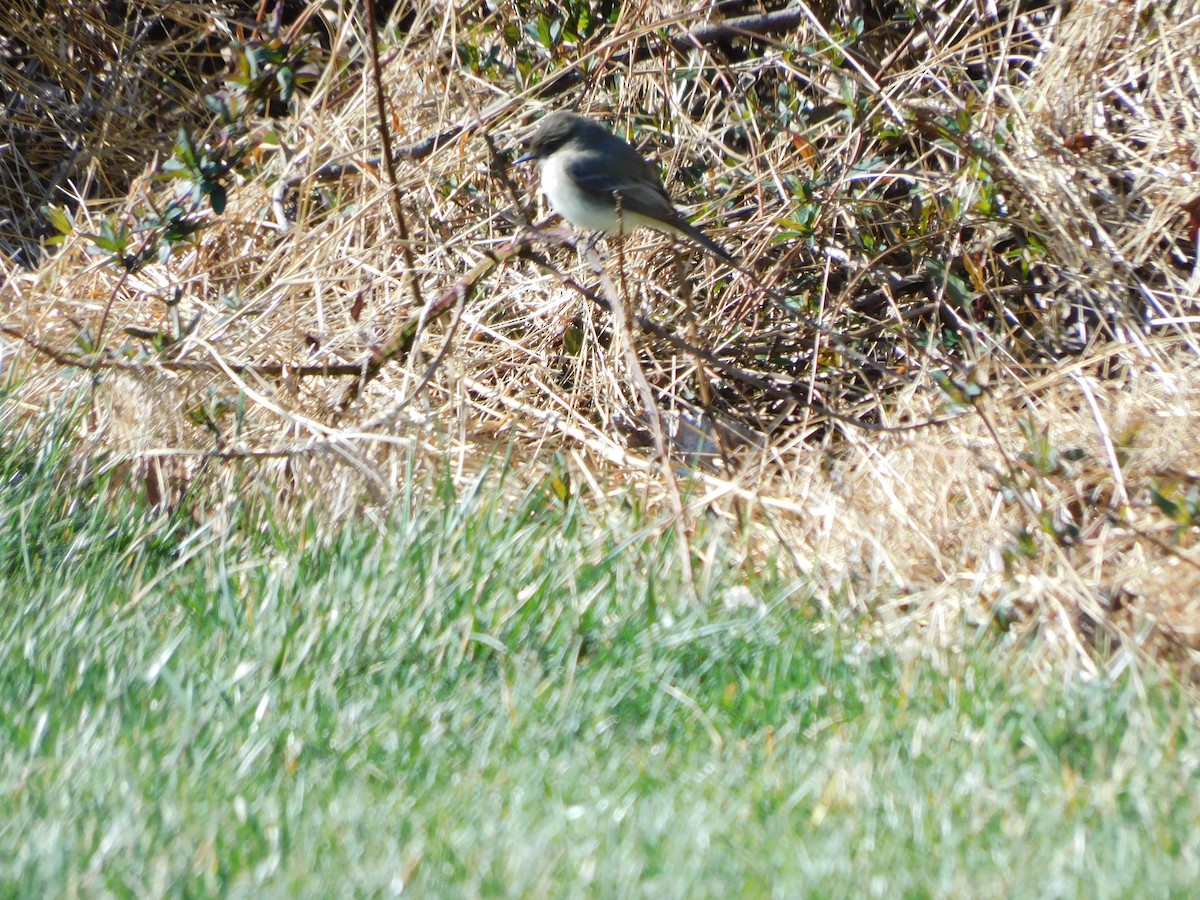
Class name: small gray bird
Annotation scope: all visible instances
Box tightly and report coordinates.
[515,111,735,264]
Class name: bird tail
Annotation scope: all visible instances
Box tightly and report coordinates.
[673,218,737,267]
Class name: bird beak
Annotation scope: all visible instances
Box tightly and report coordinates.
[514,151,536,165]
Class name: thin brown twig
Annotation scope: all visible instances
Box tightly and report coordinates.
[2,325,369,377]
[593,215,697,599]
[362,0,423,311]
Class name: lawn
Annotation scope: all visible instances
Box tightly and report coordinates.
[2,385,1197,897]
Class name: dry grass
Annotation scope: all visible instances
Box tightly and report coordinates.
[3,0,1199,673]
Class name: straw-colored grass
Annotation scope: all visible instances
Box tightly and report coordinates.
[3,0,1199,673]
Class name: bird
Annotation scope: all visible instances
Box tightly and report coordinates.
[514,110,736,265]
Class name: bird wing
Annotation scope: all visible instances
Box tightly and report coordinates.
[564,155,680,224]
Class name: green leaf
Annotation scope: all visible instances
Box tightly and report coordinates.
[925,258,975,308]
[1150,487,1182,521]
[175,128,197,168]
[208,184,227,214]
[43,204,74,237]
[277,67,295,103]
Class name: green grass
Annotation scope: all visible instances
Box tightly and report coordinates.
[2,383,1199,897]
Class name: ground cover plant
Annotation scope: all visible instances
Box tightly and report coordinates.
[3,0,1200,893]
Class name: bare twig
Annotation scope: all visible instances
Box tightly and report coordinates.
[362,0,423,311]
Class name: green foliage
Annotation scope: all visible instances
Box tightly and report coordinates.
[184,386,240,438]
[1150,479,1200,541]
[993,419,1092,566]
[77,19,328,275]
[519,0,610,54]
[210,32,322,130]
[455,0,618,80]
[778,176,822,242]
[82,164,213,271]
[40,204,75,247]
[926,256,977,309]
[158,128,242,215]
[82,217,133,267]
[1017,418,1088,477]
[931,367,985,411]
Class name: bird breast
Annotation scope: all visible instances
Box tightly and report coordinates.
[539,154,623,233]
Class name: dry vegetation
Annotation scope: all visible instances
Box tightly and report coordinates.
[3,0,1199,673]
